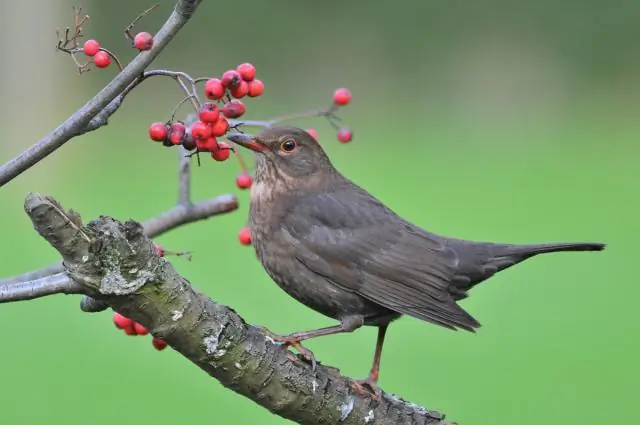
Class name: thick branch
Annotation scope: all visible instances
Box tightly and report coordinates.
[0,0,202,187]
[18,193,453,425]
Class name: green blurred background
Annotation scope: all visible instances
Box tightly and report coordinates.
[0,0,637,424]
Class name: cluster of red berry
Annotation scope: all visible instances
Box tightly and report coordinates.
[82,31,154,69]
[113,312,167,350]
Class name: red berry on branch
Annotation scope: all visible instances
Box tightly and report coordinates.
[222,100,246,119]
[221,70,241,88]
[204,78,225,100]
[113,312,134,330]
[169,122,186,145]
[337,128,353,143]
[198,102,220,123]
[236,63,256,81]
[149,122,168,142]
[181,131,197,151]
[123,325,138,335]
[83,39,100,56]
[191,121,212,140]
[236,173,253,189]
[306,128,319,141]
[333,88,352,106]
[238,227,252,246]
[247,79,264,97]
[134,322,149,335]
[152,338,168,351]
[230,80,249,99]
[211,117,230,137]
[197,137,218,152]
[133,32,154,51]
[154,244,165,257]
[93,51,111,68]
[211,142,231,161]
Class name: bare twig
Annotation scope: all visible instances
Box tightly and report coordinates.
[228,105,341,129]
[0,0,203,187]
[0,273,82,303]
[0,194,238,288]
[13,193,452,425]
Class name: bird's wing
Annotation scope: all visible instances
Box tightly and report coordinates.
[283,187,480,331]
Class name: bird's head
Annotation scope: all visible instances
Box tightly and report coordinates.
[226,126,336,182]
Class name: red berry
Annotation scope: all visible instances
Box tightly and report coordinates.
[333,88,352,106]
[83,39,100,56]
[221,70,241,88]
[113,312,134,330]
[306,128,319,141]
[149,122,168,142]
[210,117,230,137]
[230,80,249,99]
[93,51,111,68]
[236,173,253,189]
[197,137,218,152]
[123,325,138,335]
[133,32,154,51]
[211,142,231,161]
[204,78,225,100]
[152,338,168,351]
[191,121,211,140]
[198,102,220,123]
[222,100,246,118]
[248,79,264,97]
[337,128,353,143]
[236,63,256,81]
[134,322,149,335]
[169,122,186,145]
[238,227,252,246]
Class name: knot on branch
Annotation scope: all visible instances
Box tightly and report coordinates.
[24,193,163,297]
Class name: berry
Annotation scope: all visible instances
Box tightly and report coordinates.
[191,121,211,140]
[113,312,134,330]
[133,32,154,51]
[230,80,249,98]
[247,79,264,97]
[222,100,246,119]
[238,227,252,246]
[210,117,230,137]
[236,173,253,189]
[211,142,231,162]
[181,132,197,151]
[83,39,100,57]
[134,322,149,335]
[196,137,218,152]
[337,128,353,143]
[123,325,138,335]
[204,78,225,100]
[306,128,319,141]
[236,62,256,81]
[152,338,168,351]
[333,88,352,106]
[149,122,168,142]
[169,122,186,145]
[93,51,111,68]
[198,102,220,123]
[221,69,241,88]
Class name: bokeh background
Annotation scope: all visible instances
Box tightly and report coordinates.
[0,1,637,424]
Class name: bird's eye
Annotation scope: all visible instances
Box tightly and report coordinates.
[279,139,297,153]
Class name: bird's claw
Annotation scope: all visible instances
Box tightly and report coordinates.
[350,377,382,401]
[259,327,318,373]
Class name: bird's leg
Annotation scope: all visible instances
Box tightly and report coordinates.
[260,316,364,370]
[350,324,388,401]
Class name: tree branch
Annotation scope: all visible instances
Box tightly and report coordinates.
[0,0,203,188]
[14,193,453,425]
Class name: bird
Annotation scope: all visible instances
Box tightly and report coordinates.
[226,126,606,397]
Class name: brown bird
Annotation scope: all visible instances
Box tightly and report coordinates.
[226,127,605,397]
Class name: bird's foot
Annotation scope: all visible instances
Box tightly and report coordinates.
[260,327,318,372]
[350,377,382,401]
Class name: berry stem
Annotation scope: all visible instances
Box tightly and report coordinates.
[124,3,160,42]
[98,48,124,72]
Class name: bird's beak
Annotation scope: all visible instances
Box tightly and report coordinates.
[226,133,267,152]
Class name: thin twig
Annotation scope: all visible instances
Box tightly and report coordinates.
[0,273,82,303]
[0,0,203,188]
